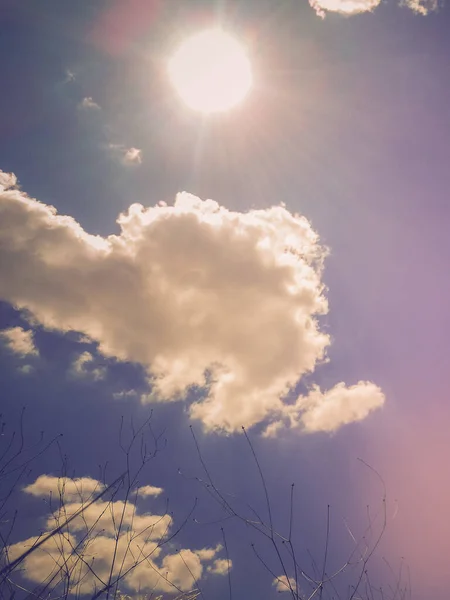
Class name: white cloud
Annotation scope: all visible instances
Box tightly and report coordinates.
[123,147,143,165]
[79,96,101,110]
[113,389,138,400]
[309,0,380,16]
[1,326,38,357]
[0,170,17,189]
[0,169,384,434]
[47,499,172,540]
[401,0,438,13]
[195,544,222,561]
[309,0,438,16]
[24,475,105,501]
[10,474,225,597]
[109,144,143,166]
[263,381,385,436]
[273,575,297,593]
[207,558,232,575]
[71,351,106,380]
[136,485,164,498]
[8,531,163,597]
[161,550,203,591]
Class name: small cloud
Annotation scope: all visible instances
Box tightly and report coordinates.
[79,96,101,110]
[309,0,438,16]
[0,171,17,189]
[207,558,232,575]
[1,327,38,357]
[273,575,297,593]
[195,544,222,561]
[24,475,105,502]
[71,351,106,381]
[401,0,438,13]
[18,364,34,375]
[300,382,385,433]
[309,0,380,17]
[77,333,93,344]
[122,147,142,165]
[64,69,76,83]
[108,144,142,166]
[113,389,138,400]
[135,485,164,498]
[263,381,385,437]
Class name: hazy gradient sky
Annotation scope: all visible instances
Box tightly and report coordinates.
[1,1,450,599]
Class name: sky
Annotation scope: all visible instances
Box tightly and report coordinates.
[1,0,450,598]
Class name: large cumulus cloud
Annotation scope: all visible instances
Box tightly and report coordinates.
[0,170,384,433]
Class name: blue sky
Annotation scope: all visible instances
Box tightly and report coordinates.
[1,1,450,599]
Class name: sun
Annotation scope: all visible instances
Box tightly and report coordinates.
[168,29,252,113]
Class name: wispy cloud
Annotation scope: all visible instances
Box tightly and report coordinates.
[113,389,138,400]
[79,96,101,110]
[0,169,385,435]
[64,69,76,83]
[109,144,143,166]
[122,147,142,165]
[71,351,106,381]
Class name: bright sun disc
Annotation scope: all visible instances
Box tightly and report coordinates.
[168,29,252,113]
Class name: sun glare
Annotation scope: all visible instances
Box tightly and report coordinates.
[168,29,252,113]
